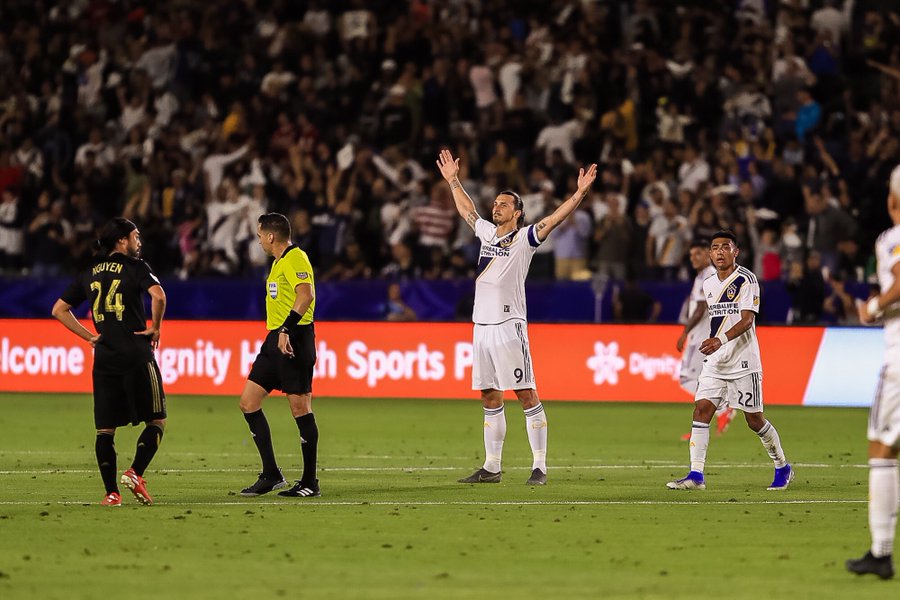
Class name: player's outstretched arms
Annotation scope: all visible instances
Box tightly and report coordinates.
[51,299,100,347]
[437,149,481,231]
[534,163,597,242]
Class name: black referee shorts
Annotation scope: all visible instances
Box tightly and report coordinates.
[248,324,316,395]
[93,360,166,429]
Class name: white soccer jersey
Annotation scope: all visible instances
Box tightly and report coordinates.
[686,265,716,344]
[701,265,762,379]
[472,219,542,324]
[875,224,900,360]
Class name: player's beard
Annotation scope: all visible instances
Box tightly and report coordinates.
[127,243,141,258]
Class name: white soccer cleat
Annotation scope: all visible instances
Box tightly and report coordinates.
[666,471,706,490]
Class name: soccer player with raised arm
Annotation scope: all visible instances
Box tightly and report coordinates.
[847,165,900,580]
[239,213,320,498]
[437,148,597,486]
[667,230,793,491]
[52,218,167,506]
[676,240,734,439]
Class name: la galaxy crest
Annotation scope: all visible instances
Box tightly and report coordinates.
[498,235,514,249]
[726,283,737,301]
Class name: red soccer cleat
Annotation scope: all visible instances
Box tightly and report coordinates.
[121,468,153,505]
[100,491,122,506]
[717,407,735,435]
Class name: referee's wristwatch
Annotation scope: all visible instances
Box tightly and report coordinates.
[278,326,291,335]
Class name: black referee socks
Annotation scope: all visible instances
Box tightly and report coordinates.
[295,413,318,485]
[244,409,280,477]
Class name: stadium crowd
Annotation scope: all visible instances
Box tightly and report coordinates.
[0,0,898,324]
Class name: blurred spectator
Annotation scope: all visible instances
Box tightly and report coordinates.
[614,276,662,323]
[593,194,631,280]
[384,282,417,322]
[648,200,691,280]
[28,196,72,278]
[787,251,827,323]
[0,190,25,273]
[803,184,856,272]
[552,203,592,280]
[823,274,858,325]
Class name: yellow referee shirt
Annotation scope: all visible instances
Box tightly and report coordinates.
[265,246,315,330]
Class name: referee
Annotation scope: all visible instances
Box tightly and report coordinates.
[239,213,320,498]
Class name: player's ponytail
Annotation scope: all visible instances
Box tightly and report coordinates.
[94,217,137,256]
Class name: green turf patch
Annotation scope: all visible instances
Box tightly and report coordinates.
[0,394,891,599]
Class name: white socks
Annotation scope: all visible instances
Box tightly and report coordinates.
[689,421,710,473]
[480,403,548,474]
[524,403,548,473]
[481,406,506,473]
[869,458,899,558]
[756,421,787,468]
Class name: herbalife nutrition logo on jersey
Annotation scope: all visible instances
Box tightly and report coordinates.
[586,342,626,385]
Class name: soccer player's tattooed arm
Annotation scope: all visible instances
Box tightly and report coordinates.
[51,299,100,347]
[437,149,481,231]
[535,163,598,242]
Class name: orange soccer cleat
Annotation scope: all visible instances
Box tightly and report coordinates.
[121,468,153,506]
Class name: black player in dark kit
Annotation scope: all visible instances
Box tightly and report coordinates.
[52,218,167,506]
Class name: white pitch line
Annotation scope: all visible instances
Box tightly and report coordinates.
[0,499,868,507]
[0,462,867,475]
[0,450,473,460]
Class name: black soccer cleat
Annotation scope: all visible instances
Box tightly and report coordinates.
[526,468,547,486]
[240,470,288,497]
[277,479,321,498]
[458,468,501,483]
[846,551,894,580]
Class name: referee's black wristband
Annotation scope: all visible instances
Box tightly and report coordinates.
[279,310,302,333]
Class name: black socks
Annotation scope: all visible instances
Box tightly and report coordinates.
[295,413,318,485]
[244,409,279,476]
[95,432,118,494]
[131,424,164,476]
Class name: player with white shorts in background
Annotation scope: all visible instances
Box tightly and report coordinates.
[668,230,794,491]
[436,148,597,486]
[676,240,733,439]
[847,165,900,580]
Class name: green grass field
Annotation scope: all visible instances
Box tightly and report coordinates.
[0,393,894,599]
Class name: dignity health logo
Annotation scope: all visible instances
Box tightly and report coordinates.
[586,341,626,385]
[586,340,681,385]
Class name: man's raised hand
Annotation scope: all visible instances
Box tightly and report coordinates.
[436,149,460,182]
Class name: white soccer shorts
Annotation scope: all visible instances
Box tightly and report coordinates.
[678,342,704,395]
[694,372,764,413]
[472,320,536,391]
[868,364,900,448]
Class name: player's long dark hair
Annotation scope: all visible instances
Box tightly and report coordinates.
[499,190,524,228]
[94,217,137,256]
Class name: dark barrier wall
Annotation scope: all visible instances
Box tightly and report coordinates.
[0,277,867,323]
